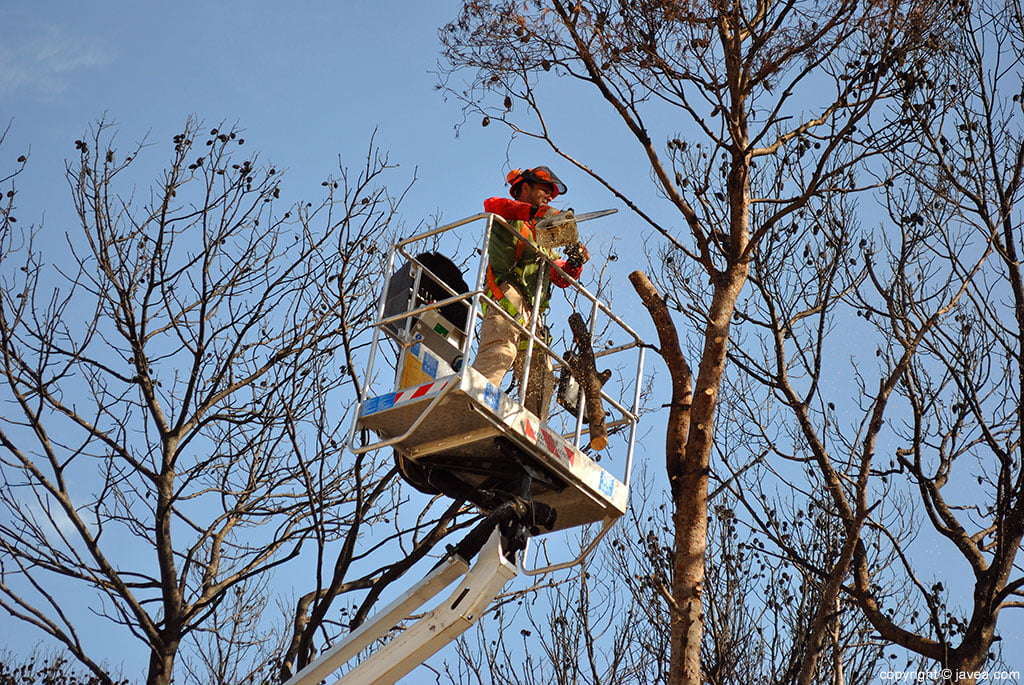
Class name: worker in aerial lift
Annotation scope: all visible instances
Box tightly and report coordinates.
[471,166,590,420]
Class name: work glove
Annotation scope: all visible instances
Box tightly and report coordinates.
[565,242,590,270]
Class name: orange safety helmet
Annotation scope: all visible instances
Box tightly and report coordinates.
[506,166,567,199]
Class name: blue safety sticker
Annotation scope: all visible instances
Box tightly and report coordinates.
[484,383,500,411]
[410,343,421,358]
[599,471,615,498]
[361,393,396,416]
[421,352,438,378]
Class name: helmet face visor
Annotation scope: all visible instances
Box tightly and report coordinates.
[507,166,567,198]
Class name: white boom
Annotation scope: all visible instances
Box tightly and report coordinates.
[285,528,517,685]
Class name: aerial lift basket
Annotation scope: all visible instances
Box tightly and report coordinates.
[290,212,644,684]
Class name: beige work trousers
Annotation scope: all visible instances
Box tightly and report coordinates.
[471,284,554,419]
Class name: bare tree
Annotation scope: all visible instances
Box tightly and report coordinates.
[0,647,127,685]
[0,118,409,685]
[445,466,893,684]
[440,1,953,681]
[853,0,1024,677]
[709,1,1024,682]
[701,486,894,685]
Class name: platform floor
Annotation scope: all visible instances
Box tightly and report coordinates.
[357,369,627,532]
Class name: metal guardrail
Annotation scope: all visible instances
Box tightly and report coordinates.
[349,213,647,561]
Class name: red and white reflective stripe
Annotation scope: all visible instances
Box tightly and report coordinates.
[549,431,576,465]
[395,379,450,404]
[524,418,537,442]
[523,418,575,466]
[539,428,560,456]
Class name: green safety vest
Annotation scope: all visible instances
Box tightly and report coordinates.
[485,218,559,319]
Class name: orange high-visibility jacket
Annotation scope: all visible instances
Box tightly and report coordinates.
[483,196,582,313]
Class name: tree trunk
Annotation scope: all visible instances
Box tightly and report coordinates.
[630,271,704,683]
[631,265,747,684]
[684,275,745,684]
[147,644,177,685]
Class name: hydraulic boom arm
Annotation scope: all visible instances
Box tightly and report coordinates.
[285,504,535,685]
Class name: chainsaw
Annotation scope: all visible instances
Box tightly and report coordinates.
[534,208,617,249]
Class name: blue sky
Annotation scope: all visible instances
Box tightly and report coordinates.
[0,1,654,676]
[2,2,477,216]
[0,1,637,233]
[4,1,1023,680]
